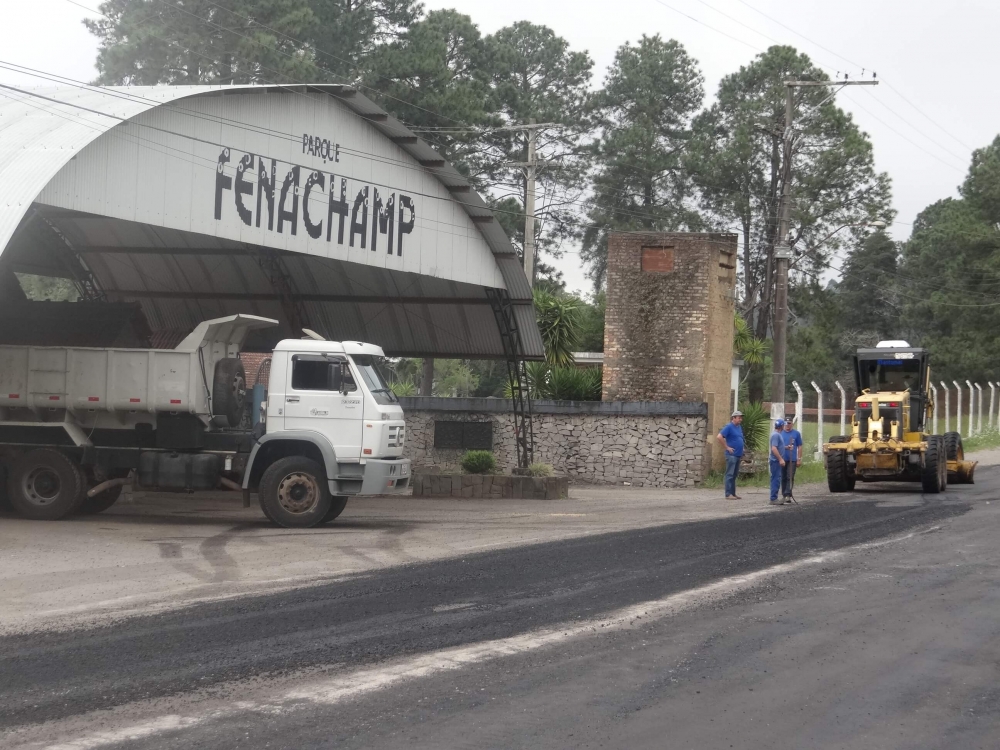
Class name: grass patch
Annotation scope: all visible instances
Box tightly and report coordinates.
[964,430,1000,453]
[701,459,827,489]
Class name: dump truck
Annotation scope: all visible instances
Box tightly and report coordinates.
[823,341,976,493]
[0,314,410,527]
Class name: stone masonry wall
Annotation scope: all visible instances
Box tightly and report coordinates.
[603,232,737,473]
[399,398,708,488]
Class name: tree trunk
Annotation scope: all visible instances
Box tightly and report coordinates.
[420,358,434,397]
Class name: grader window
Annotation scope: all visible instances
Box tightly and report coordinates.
[864,359,921,393]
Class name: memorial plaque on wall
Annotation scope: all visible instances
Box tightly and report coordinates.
[434,420,493,450]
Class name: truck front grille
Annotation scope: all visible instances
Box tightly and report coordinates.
[387,425,405,448]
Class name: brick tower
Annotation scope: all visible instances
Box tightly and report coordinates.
[603,232,738,473]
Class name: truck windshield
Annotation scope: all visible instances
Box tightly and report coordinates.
[862,358,921,393]
[352,356,398,405]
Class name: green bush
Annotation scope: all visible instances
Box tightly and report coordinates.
[544,367,602,401]
[461,450,497,474]
[501,364,602,402]
[739,401,770,453]
[390,379,417,397]
[527,462,554,477]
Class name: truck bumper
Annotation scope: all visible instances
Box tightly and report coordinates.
[350,458,411,496]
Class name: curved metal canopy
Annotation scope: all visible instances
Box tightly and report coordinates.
[0,84,543,358]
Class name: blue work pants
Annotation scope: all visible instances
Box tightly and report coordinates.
[724,454,740,497]
[769,458,783,501]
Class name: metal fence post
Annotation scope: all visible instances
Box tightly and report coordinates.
[791,380,804,428]
[990,382,997,432]
[929,382,938,436]
[811,381,823,460]
[965,380,975,436]
[953,380,963,437]
[835,380,847,437]
[941,382,950,434]
[975,383,983,435]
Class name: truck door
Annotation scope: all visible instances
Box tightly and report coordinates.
[283,355,364,461]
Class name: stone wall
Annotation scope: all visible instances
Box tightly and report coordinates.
[603,231,737,472]
[398,398,708,488]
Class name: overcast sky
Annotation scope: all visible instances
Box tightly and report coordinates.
[3,0,997,296]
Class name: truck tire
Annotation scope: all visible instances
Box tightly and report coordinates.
[8,449,85,520]
[922,436,945,494]
[944,432,963,462]
[259,456,332,528]
[827,450,855,492]
[213,358,247,428]
[0,462,11,512]
[317,496,349,525]
[80,485,123,515]
[829,435,850,444]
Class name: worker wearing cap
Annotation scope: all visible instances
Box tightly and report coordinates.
[717,411,745,499]
[769,419,787,505]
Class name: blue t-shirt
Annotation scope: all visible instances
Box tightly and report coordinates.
[720,422,745,457]
[783,429,803,458]
[769,431,785,461]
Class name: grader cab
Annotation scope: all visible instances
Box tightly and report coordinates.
[823,341,976,493]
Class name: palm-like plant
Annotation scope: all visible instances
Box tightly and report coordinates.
[533,288,581,367]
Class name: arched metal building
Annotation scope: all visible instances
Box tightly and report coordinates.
[0,84,543,360]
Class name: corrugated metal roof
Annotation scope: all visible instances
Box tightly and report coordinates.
[0,84,543,359]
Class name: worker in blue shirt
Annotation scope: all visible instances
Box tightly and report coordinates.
[782,417,803,500]
[769,420,787,505]
[717,411,745,499]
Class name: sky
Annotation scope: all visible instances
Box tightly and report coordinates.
[3,0,998,297]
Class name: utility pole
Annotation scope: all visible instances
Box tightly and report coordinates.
[770,78,878,417]
[524,119,538,287]
[501,121,560,288]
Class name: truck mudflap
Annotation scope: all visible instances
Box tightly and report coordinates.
[354,458,411,496]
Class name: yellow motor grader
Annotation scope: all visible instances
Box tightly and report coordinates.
[824,341,977,493]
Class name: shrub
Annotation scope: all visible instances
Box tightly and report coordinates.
[527,462,554,477]
[739,400,770,453]
[390,379,417,397]
[461,450,497,474]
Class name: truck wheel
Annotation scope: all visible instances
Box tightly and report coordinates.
[944,432,963,462]
[922,436,944,494]
[829,435,850,444]
[827,450,855,492]
[213,358,247,428]
[0,462,11,512]
[8,449,85,520]
[317,497,349,525]
[259,456,332,528]
[80,485,123,515]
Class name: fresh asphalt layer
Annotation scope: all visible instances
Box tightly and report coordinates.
[3,470,995,749]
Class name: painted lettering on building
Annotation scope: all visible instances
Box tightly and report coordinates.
[214,147,415,256]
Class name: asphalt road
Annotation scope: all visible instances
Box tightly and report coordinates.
[3,475,998,749]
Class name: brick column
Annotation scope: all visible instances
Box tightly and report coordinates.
[603,232,737,475]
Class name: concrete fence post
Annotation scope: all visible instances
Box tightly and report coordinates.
[811,381,823,460]
[953,381,963,437]
[941,381,950,434]
[835,380,847,437]
[990,382,996,432]
[791,380,804,428]
[965,380,975,437]
[975,383,984,435]
[929,382,938,436]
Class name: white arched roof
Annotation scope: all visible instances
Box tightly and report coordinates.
[0,84,542,358]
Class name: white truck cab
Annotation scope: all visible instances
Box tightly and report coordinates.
[0,315,410,528]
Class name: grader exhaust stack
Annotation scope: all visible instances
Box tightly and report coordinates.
[823,341,977,493]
